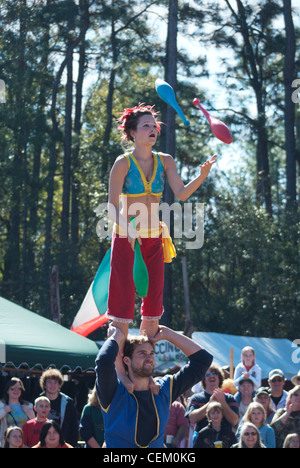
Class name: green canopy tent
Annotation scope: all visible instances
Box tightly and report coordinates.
[0,297,99,373]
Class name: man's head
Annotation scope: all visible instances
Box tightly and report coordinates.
[39,369,64,396]
[202,365,224,390]
[239,378,254,395]
[268,369,285,394]
[123,335,155,378]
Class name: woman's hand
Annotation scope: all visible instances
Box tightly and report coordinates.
[199,154,217,179]
[5,405,12,414]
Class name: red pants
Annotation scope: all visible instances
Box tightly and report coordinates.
[106,233,164,323]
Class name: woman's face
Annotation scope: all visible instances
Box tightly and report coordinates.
[290,390,300,411]
[289,435,300,448]
[243,427,258,448]
[45,426,60,448]
[8,382,22,401]
[131,114,159,146]
[256,393,270,409]
[8,429,23,448]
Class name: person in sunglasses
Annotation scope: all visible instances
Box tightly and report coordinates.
[0,377,35,447]
[231,422,266,448]
[185,364,239,443]
[267,369,288,411]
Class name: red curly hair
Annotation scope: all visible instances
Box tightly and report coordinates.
[117,103,162,142]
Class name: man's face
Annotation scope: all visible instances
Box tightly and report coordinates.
[204,369,219,389]
[45,378,60,397]
[268,376,285,393]
[125,342,155,378]
[239,381,254,396]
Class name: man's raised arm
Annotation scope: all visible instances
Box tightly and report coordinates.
[151,326,203,356]
[95,326,126,409]
[151,326,213,403]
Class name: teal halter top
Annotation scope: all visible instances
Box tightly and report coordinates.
[121,152,165,197]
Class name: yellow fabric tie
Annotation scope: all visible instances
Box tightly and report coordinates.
[161,222,176,263]
[113,222,176,263]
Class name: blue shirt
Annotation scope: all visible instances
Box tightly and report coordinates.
[95,340,213,448]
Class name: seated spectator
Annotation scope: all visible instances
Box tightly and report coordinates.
[193,401,237,448]
[233,346,261,391]
[39,369,79,447]
[22,396,51,448]
[236,402,275,448]
[268,369,288,411]
[185,364,239,442]
[234,378,255,422]
[32,420,73,448]
[79,387,105,448]
[271,385,300,448]
[231,422,266,448]
[254,387,275,424]
[164,398,189,448]
[3,426,24,448]
[283,433,300,448]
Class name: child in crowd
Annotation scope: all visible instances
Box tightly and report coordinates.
[234,346,261,390]
[3,426,23,448]
[22,396,51,448]
[193,401,237,448]
[283,433,300,448]
[236,402,276,448]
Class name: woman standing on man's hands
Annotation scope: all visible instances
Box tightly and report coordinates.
[106,103,216,390]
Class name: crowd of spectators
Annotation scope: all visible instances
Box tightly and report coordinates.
[0,345,299,449]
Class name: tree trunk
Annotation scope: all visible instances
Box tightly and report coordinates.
[4,0,27,300]
[161,0,178,328]
[61,30,74,247]
[43,11,89,304]
[235,0,273,216]
[101,10,118,178]
[27,9,51,294]
[283,0,297,220]
[72,0,89,261]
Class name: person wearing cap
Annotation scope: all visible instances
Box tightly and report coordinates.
[271,385,300,448]
[291,371,300,387]
[234,378,255,422]
[268,369,288,411]
[254,387,275,424]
